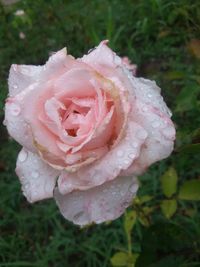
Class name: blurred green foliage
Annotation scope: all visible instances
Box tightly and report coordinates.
[0,0,200,266]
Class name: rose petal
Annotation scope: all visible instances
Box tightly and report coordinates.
[81,40,122,75]
[57,121,147,194]
[8,64,43,97]
[54,175,138,225]
[121,56,137,76]
[122,100,175,176]
[16,148,59,203]
[8,48,70,97]
[4,96,36,152]
[54,68,96,98]
[123,72,172,117]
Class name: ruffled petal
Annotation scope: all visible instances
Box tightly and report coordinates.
[122,100,175,176]
[4,96,36,152]
[80,40,122,75]
[57,121,147,194]
[54,68,96,98]
[8,48,74,98]
[54,175,138,225]
[16,148,59,203]
[8,64,43,97]
[123,71,172,117]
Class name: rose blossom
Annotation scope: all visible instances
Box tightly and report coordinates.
[4,41,175,225]
[121,56,137,76]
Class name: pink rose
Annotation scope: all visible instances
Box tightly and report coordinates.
[4,41,175,225]
[121,56,137,76]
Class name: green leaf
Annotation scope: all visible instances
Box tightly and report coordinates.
[175,84,200,112]
[111,252,139,267]
[138,195,153,204]
[161,199,177,219]
[164,71,185,80]
[138,214,150,227]
[179,143,200,154]
[161,167,178,198]
[178,179,200,200]
[124,211,137,235]
[130,254,139,266]
[110,252,129,266]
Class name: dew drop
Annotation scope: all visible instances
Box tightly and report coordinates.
[131,142,138,148]
[152,121,160,128]
[24,183,29,190]
[129,183,138,194]
[147,92,152,98]
[114,56,122,65]
[142,106,148,112]
[136,129,147,140]
[124,159,130,165]
[18,150,28,162]
[164,127,175,139]
[13,84,18,89]
[2,119,7,126]
[32,171,39,178]
[10,103,21,116]
[128,152,136,159]
[13,65,17,72]
[117,150,124,157]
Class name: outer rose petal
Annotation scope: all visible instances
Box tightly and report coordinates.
[81,40,122,75]
[121,56,137,76]
[4,96,36,152]
[8,64,43,97]
[57,122,147,194]
[54,175,138,225]
[123,71,172,117]
[122,100,175,176]
[16,148,59,203]
[8,48,72,97]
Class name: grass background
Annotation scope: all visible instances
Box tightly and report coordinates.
[0,0,200,266]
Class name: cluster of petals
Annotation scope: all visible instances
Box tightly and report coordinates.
[4,40,175,225]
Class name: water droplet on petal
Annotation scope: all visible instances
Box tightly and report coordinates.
[128,152,136,159]
[163,127,175,139]
[2,119,7,126]
[117,150,124,157]
[13,84,18,89]
[18,150,28,162]
[137,129,147,140]
[13,65,17,72]
[118,164,123,169]
[32,171,39,178]
[129,183,138,194]
[124,159,130,165]
[131,142,138,148]
[152,121,160,128]
[24,183,29,190]
[142,106,148,112]
[10,103,21,116]
[147,93,152,98]
[114,56,122,65]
